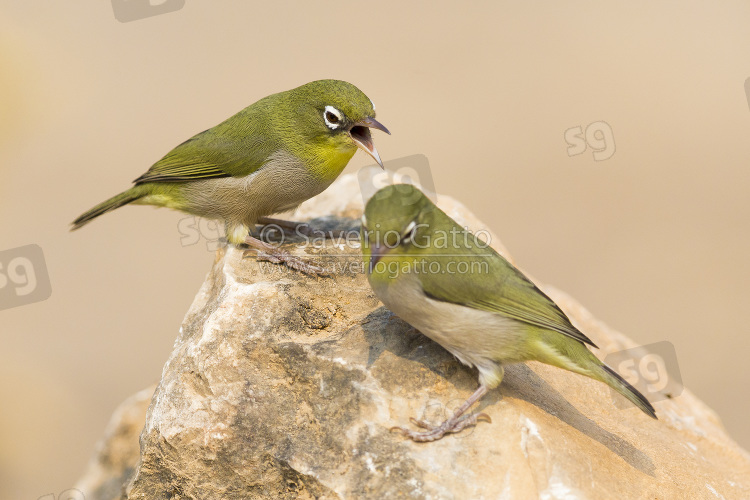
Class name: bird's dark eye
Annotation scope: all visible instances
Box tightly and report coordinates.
[323,106,343,129]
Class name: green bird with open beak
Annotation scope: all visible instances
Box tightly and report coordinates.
[71,79,389,274]
[361,185,656,442]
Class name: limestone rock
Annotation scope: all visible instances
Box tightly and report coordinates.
[77,174,750,499]
[76,386,156,499]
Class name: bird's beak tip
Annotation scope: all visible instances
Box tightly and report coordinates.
[363,116,390,135]
[350,118,388,169]
[369,244,387,267]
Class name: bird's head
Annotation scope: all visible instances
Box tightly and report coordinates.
[286,80,390,171]
[361,184,435,275]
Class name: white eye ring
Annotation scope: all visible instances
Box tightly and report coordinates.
[402,221,417,244]
[324,105,343,130]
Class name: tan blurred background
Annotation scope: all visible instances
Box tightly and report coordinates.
[2,1,749,497]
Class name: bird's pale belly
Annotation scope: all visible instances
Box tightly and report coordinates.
[179,156,333,227]
[371,273,530,387]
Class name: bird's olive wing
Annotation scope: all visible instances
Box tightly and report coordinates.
[134,125,275,184]
[419,236,597,348]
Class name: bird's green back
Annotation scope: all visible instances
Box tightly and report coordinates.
[363,185,597,348]
[134,80,375,185]
[134,101,277,183]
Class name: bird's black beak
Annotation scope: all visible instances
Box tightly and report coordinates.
[349,117,390,169]
[368,243,388,273]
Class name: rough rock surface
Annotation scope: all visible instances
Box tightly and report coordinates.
[77,386,156,499]
[77,174,750,499]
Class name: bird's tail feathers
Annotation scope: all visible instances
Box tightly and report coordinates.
[599,363,657,419]
[71,189,143,230]
[533,333,656,419]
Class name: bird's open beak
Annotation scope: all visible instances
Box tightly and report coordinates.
[349,117,390,169]
[368,242,388,273]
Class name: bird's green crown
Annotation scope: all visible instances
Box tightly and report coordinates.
[272,79,388,180]
[361,184,435,251]
[289,79,375,124]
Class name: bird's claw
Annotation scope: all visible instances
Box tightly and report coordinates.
[391,412,491,442]
[476,412,492,424]
[243,248,328,276]
[409,417,433,429]
[390,425,410,435]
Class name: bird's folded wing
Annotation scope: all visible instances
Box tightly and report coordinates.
[420,244,598,348]
[134,128,271,184]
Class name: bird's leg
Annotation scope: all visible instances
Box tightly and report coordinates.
[392,385,492,442]
[242,234,327,276]
[257,216,351,239]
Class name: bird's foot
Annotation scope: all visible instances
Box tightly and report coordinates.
[242,236,327,276]
[391,412,491,442]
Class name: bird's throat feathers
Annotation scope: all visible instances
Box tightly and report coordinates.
[302,140,358,183]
